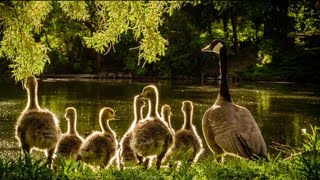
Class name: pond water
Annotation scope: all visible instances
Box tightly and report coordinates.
[0,77,319,159]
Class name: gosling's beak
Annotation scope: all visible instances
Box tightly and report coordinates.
[138,93,146,99]
[21,79,26,90]
[113,115,120,120]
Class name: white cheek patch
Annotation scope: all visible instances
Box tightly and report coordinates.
[213,42,223,54]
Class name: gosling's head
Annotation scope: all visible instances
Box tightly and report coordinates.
[134,95,146,108]
[24,76,38,90]
[201,39,226,55]
[99,107,116,121]
[161,104,172,119]
[139,85,158,100]
[65,107,77,121]
[182,100,193,113]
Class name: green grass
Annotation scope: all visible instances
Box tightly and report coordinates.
[0,155,298,180]
[1,126,319,180]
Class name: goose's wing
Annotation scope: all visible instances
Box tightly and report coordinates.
[234,105,267,158]
[204,104,245,156]
[209,106,247,156]
[210,104,266,158]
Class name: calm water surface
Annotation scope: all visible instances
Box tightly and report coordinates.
[0,77,319,158]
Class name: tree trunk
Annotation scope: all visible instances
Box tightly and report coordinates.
[222,12,229,42]
[264,0,289,49]
[230,13,239,54]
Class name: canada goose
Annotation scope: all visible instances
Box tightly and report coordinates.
[55,107,83,160]
[171,101,203,163]
[161,104,174,134]
[201,39,267,161]
[15,76,62,164]
[77,107,118,167]
[119,95,145,169]
[130,85,173,170]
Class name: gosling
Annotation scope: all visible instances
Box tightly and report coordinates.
[130,85,174,170]
[15,76,61,164]
[77,107,118,168]
[119,95,145,169]
[55,107,83,161]
[170,101,203,163]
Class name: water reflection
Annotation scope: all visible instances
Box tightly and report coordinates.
[0,78,319,158]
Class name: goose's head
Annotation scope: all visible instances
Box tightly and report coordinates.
[99,107,116,121]
[65,107,76,121]
[139,85,158,100]
[161,104,172,118]
[182,100,193,113]
[23,76,37,90]
[201,39,226,55]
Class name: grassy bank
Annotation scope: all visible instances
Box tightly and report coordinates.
[1,126,319,180]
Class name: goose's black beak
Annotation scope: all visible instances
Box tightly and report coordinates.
[201,43,214,53]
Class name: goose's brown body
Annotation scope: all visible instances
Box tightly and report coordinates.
[15,76,61,163]
[55,107,83,160]
[202,40,267,160]
[77,107,117,167]
[202,96,267,159]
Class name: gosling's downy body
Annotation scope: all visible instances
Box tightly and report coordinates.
[119,96,145,169]
[55,107,83,160]
[201,40,267,161]
[15,76,62,163]
[171,101,203,163]
[77,107,118,167]
[130,85,173,170]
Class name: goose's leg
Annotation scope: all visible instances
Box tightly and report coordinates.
[210,143,224,163]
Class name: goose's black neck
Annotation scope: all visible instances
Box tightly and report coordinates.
[218,47,232,102]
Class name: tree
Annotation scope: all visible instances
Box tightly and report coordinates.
[0,1,185,80]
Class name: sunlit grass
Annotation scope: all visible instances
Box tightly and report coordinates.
[2,125,320,179]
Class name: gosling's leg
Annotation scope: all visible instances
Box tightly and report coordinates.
[21,143,31,157]
[103,153,110,168]
[144,158,150,169]
[189,145,199,163]
[136,154,144,165]
[46,148,55,165]
[156,144,169,170]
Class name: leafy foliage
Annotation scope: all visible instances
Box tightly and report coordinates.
[0,1,185,80]
[0,2,51,80]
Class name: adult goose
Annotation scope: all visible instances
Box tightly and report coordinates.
[119,95,145,169]
[15,76,62,164]
[201,39,267,161]
[171,101,203,163]
[55,107,83,160]
[130,85,173,170]
[77,107,118,167]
